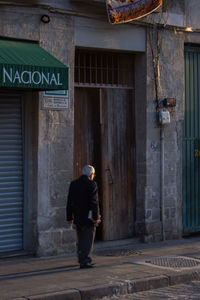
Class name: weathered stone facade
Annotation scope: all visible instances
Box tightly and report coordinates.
[143,27,184,242]
[0,0,200,256]
[0,3,76,256]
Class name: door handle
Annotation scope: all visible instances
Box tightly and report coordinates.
[105,168,113,184]
[194,139,200,157]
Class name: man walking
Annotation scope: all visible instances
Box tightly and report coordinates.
[66,165,101,269]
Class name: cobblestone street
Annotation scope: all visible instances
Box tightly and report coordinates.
[102,281,200,299]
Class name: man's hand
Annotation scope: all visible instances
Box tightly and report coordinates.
[93,218,101,225]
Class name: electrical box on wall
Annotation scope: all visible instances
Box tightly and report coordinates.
[159,110,170,125]
[163,98,176,107]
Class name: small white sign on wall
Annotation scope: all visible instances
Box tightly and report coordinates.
[42,90,69,110]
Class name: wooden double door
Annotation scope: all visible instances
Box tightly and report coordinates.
[74,87,135,240]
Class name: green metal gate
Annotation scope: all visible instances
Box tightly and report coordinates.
[183,46,200,233]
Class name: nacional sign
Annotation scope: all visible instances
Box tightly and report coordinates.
[106,0,162,24]
[0,66,68,90]
[2,67,63,87]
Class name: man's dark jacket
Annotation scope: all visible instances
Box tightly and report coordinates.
[66,175,100,226]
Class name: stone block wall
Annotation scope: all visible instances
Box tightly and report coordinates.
[0,5,76,256]
[144,26,185,242]
[37,11,76,256]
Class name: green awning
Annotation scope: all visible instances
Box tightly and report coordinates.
[0,40,69,90]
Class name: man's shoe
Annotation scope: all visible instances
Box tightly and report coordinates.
[80,263,94,269]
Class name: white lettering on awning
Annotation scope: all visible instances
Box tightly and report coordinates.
[42,72,50,85]
[3,67,12,83]
[57,73,62,86]
[13,71,21,84]
[21,71,31,84]
[32,71,42,85]
[50,73,57,85]
[2,67,63,87]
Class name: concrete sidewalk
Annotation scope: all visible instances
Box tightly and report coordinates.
[1,236,200,300]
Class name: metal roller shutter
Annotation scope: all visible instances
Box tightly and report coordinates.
[0,96,24,253]
[183,46,200,233]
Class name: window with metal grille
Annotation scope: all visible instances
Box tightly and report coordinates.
[75,49,134,88]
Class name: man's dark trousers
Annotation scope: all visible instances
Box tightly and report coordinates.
[76,225,96,265]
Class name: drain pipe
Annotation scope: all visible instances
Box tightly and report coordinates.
[160,126,165,241]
